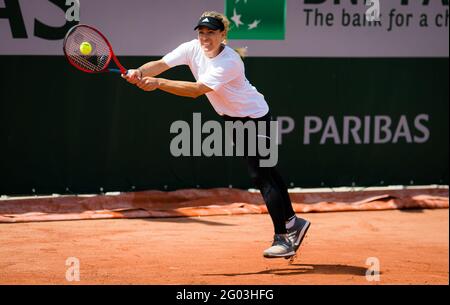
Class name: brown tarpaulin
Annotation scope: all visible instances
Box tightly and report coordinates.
[0,188,448,223]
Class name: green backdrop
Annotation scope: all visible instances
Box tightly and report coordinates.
[0,56,448,195]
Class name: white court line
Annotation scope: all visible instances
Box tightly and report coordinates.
[1,185,448,201]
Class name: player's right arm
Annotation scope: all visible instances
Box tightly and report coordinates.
[122,59,170,84]
[123,40,192,85]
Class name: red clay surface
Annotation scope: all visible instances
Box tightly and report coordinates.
[0,209,448,284]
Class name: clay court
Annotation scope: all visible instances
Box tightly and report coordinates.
[0,188,448,285]
[0,1,448,288]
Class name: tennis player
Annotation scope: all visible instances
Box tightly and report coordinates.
[122,11,310,259]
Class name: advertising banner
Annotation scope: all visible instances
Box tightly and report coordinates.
[0,0,448,57]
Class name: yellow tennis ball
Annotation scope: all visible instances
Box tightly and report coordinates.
[80,42,92,55]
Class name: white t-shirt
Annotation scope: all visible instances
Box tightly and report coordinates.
[162,39,269,118]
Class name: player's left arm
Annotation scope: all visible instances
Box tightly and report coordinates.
[136,77,212,99]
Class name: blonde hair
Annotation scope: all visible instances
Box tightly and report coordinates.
[200,11,231,37]
[199,11,247,58]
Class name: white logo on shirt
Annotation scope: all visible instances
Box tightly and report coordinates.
[202,18,210,23]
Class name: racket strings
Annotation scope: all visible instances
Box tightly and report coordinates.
[64,27,111,72]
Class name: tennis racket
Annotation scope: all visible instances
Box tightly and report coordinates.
[63,24,128,75]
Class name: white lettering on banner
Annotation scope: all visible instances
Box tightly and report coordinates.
[413,114,430,143]
[304,116,323,145]
[364,116,371,144]
[374,115,392,144]
[303,114,430,145]
[343,116,362,144]
[277,116,295,145]
[320,117,341,144]
[392,115,412,143]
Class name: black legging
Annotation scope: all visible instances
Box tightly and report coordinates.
[222,113,296,234]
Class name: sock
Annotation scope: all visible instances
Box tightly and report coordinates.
[286,215,296,229]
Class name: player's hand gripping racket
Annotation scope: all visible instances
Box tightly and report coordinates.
[63,24,127,75]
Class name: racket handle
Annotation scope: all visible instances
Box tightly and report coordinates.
[109,68,128,75]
